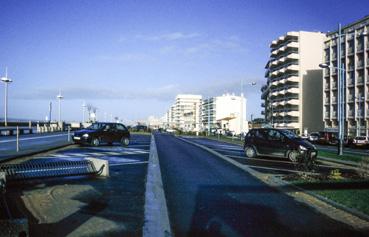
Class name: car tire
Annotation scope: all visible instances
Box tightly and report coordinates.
[91,137,100,147]
[121,137,130,146]
[244,146,256,158]
[287,150,299,163]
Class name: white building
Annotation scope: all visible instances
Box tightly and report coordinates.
[167,94,202,132]
[202,94,248,135]
[261,31,326,134]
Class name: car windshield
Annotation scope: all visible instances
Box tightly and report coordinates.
[87,123,104,130]
[281,130,299,139]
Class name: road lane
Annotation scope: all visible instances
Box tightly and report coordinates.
[155,134,364,236]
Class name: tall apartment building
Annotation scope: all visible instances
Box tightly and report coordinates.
[168,94,202,132]
[323,16,369,136]
[261,31,326,134]
[202,94,248,135]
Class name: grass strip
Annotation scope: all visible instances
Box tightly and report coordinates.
[292,179,369,216]
[318,150,364,162]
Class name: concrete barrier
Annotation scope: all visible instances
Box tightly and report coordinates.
[86,157,110,177]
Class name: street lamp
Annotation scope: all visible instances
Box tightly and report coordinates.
[319,25,368,155]
[1,68,13,127]
[240,81,256,139]
[56,90,64,123]
[355,96,365,136]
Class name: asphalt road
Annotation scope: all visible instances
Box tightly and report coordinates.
[5,134,151,237]
[155,133,364,237]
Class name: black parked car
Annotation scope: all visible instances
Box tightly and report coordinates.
[243,128,317,162]
[73,122,130,146]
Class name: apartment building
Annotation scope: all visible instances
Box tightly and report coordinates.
[261,31,326,134]
[202,94,248,135]
[166,94,202,132]
[323,16,369,136]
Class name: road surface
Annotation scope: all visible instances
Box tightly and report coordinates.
[155,133,364,237]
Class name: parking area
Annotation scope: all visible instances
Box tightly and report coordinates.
[4,134,151,237]
[182,137,357,176]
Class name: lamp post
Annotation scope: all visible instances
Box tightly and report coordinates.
[1,68,12,127]
[56,91,64,123]
[240,81,256,139]
[82,101,86,123]
[319,24,368,155]
[356,96,364,136]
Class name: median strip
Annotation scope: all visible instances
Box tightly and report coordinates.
[143,135,172,237]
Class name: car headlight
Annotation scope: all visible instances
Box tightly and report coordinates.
[82,134,89,138]
[299,145,308,151]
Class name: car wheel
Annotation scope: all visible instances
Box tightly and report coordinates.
[288,150,300,163]
[121,137,130,146]
[244,146,256,158]
[91,137,100,147]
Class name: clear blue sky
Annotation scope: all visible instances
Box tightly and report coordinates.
[0,0,368,123]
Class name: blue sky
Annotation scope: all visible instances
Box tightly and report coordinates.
[0,0,368,124]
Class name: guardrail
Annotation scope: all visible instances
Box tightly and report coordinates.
[1,127,71,153]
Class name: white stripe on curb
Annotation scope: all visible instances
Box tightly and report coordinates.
[143,135,172,237]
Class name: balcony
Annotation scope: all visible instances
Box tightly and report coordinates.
[347,47,354,55]
[357,61,364,69]
[332,98,337,104]
[357,44,364,52]
[324,98,330,104]
[357,77,364,85]
[324,112,330,118]
[332,112,337,118]
[347,79,355,87]
[332,82,337,89]
[348,111,354,118]
[347,96,355,102]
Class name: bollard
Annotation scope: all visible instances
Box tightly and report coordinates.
[68,127,71,142]
[16,126,19,152]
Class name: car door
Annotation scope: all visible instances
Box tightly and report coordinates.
[116,124,129,140]
[265,129,287,157]
[252,129,269,155]
[101,124,114,143]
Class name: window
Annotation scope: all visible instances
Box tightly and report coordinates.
[267,129,282,141]
[116,124,127,131]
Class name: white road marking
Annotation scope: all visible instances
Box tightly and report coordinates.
[110,161,148,166]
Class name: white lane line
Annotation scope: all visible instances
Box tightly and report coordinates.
[109,161,148,166]
[0,133,68,144]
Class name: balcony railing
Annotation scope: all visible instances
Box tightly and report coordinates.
[347,47,354,54]
[347,96,355,102]
[348,111,354,117]
[357,77,364,85]
[347,80,355,86]
[357,61,364,68]
[357,44,364,52]
[325,112,330,118]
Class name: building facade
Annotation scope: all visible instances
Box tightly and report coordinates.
[262,31,326,134]
[167,94,202,132]
[323,16,369,136]
[202,94,248,135]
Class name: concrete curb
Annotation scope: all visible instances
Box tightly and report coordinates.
[143,135,172,237]
[177,136,369,231]
[0,142,73,163]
